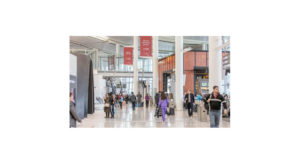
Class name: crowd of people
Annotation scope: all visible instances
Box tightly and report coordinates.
[70,85,230,128]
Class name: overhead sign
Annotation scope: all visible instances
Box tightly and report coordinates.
[140,36,152,57]
[124,47,133,65]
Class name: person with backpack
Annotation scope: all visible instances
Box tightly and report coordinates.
[206,86,228,128]
[130,92,137,111]
[158,92,169,122]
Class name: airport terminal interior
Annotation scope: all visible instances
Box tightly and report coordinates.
[69,36,230,128]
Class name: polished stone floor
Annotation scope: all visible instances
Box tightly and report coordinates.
[77,103,230,128]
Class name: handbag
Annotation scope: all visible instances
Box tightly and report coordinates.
[104,103,110,107]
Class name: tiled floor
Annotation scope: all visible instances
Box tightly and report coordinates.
[77,103,230,128]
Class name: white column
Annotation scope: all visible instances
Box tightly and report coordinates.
[115,44,119,71]
[133,36,139,95]
[208,36,222,93]
[175,36,184,110]
[209,36,223,126]
[152,36,159,97]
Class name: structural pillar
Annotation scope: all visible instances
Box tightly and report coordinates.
[208,36,222,93]
[175,36,184,110]
[152,36,159,98]
[115,44,119,71]
[209,36,223,126]
[133,36,139,95]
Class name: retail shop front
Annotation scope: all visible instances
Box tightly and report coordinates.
[158,50,229,95]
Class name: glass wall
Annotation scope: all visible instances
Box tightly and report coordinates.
[119,77,134,94]
[139,77,153,96]
[112,77,153,96]
[98,56,152,72]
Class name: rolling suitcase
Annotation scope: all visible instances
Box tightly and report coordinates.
[170,108,175,115]
[193,104,198,112]
[155,106,162,118]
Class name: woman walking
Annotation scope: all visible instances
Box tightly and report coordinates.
[158,92,169,122]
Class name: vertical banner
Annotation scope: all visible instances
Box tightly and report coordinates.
[140,36,152,57]
[124,47,133,65]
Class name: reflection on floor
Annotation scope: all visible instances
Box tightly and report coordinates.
[77,103,230,128]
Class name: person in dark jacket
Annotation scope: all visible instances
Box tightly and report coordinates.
[184,89,195,117]
[130,92,137,111]
[154,92,161,117]
[70,92,81,128]
[206,86,228,128]
[145,93,150,109]
[137,92,142,107]
[125,94,129,104]
[110,94,116,118]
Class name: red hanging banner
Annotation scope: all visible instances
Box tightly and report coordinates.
[124,47,133,65]
[140,36,152,57]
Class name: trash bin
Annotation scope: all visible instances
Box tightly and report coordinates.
[199,102,208,122]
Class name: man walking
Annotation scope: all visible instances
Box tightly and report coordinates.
[184,89,195,117]
[130,92,137,111]
[206,86,228,128]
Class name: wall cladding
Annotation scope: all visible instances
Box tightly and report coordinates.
[158,51,227,93]
[72,53,95,119]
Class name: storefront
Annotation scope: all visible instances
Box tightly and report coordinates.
[158,50,230,95]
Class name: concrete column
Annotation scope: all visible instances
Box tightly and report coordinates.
[115,44,119,71]
[208,36,222,93]
[152,36,159,98]
[209,36,223,126]
[133,36,139,95]
[175,36,184,110]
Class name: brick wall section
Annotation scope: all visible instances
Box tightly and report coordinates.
[158,51,228,93]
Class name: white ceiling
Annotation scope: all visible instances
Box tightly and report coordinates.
[69,36,228,59]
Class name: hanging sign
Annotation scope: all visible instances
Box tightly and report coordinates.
[124,47,133,65]
[140,36,152,57]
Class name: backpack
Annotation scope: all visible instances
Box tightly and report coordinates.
[131,95,136,102]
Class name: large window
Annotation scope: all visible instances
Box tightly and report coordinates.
[138,58,152,72]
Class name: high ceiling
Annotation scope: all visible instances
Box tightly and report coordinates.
[70,36,228,59]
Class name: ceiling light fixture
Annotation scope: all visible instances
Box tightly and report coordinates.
[92,36,109,41]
